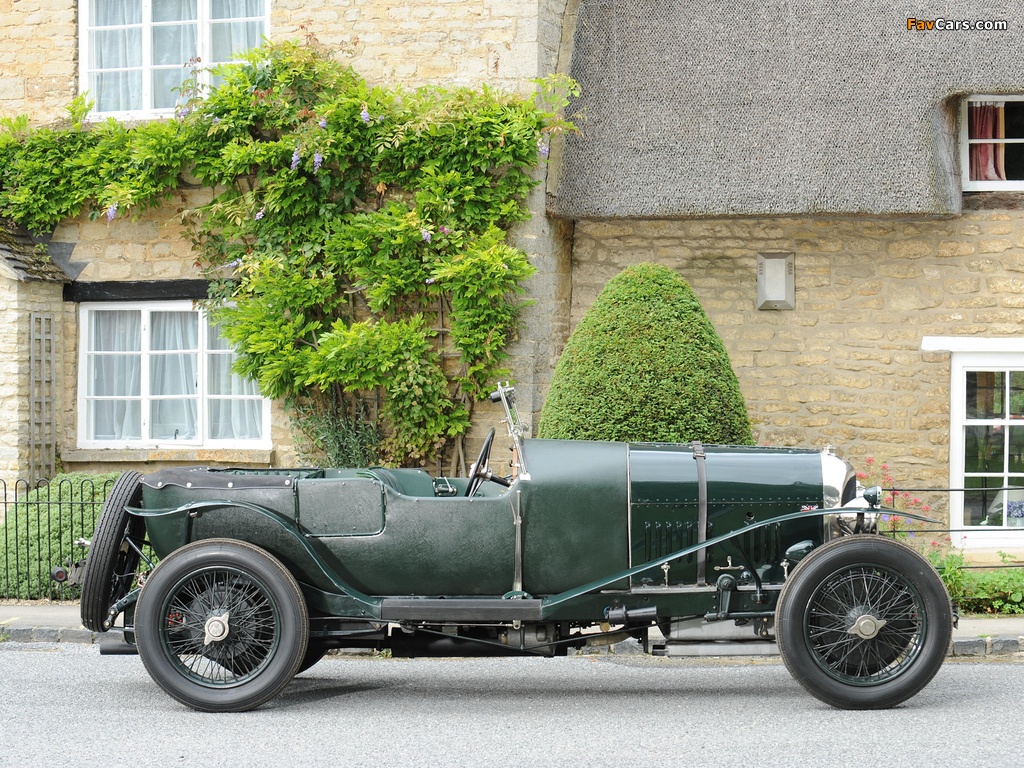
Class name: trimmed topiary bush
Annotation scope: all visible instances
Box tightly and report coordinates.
[538,263,753,445]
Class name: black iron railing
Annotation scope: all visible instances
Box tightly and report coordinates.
[1,477,115,600]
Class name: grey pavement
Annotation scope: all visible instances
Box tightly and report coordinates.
[2,601,1023,657]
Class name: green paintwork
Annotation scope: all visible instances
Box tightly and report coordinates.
[136,437,871,624]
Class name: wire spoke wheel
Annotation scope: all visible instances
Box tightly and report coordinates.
[160,567,280,687]
[804,564,924,685]
[136,539,308,712]
[776,535,951,710]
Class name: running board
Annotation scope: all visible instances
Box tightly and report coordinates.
[380,598,543,622]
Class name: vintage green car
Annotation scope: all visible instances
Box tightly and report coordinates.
[80,384,952,712]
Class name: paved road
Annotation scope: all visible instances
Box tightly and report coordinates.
[0,645,1021,767]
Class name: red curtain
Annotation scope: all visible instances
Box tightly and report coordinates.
[970,103,1006,181]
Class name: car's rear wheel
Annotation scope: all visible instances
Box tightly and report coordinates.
[80,470,145,632]
[135,539,309,712]
[776,535,951,709]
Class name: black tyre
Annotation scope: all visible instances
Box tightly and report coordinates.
[776,535,952,710]
[297,643,329,674]
[135,539,308,712]
[80,471,145,632]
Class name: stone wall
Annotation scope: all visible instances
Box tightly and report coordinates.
[570,205,1024,493]
[0,0,77,124]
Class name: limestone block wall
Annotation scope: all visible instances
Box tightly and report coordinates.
[0,0,76,124]
[570,205,1024,493]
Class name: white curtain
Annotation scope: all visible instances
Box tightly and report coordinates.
[210,0,265,63]
[150,311,199,440]
[207,321,262,439]
[90,0,143,112]
[88,310,142,440]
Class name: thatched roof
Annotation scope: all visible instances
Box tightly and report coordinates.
[552,0,1022,218]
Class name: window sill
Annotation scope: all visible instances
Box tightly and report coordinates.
[62,448,273,465]
[962,191,1024,210]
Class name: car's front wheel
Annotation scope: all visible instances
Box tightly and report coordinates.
[776,535,951,709]
[135,539,309,712]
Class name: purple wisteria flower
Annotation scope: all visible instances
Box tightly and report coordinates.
[318,117,327,129]
[313,152,323,171]
[360,107,371,124]
[425,277,437,285]
[106,203,118,222]
[212,117,220,124]
[225,259,242,268]
[291,148,301,171]
[255,206,266,220]
[420,228,432,243]
[176,106,191,119]
[537,136,549,157]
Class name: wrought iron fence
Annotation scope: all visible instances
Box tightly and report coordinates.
[1,476,115,601]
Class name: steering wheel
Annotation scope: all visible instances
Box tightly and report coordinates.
[466,428,496,497]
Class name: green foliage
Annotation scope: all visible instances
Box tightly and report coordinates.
[290,401,381,468]
[0,37,577,466]
[0,473,121,600]
[538,263,754,444]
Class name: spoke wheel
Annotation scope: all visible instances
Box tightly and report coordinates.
[136,539,308,712]
[776,536,951,710]
[80,471,145,632]
[804,564,924,684]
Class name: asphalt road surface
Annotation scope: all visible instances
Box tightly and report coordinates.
[0,644,1020,767]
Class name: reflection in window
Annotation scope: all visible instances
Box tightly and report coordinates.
[963,368,1024,526]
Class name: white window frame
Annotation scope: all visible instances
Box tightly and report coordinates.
[924,336,1024,548]
[78,0,271,121]
[960,94,1024,192]
[77,300,272,450]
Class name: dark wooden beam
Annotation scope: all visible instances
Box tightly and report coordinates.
[63,280,211,303]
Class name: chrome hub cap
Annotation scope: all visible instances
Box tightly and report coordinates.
[847,613,887,640]
[203,611,231,645]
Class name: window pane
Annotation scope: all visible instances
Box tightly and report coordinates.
[91,28,142,69]
[211,0,264,19]
[151,311,198,350]
[207,320,232,350]
[966,371,1005,419]
[92,0,142,26]
[208,354,259,396]
[209,400,262,440]
[89,310,141,351]
[153,23,197,66]
[1005,102,1024,140]
[153,68,189,109]
[91,70,142,112]
[210,20,264,62]
[88,355,141,396]
[153,0,197,23]
[1005,144,1024,182]
[965,477,1004,526]
[964,425,1005,473]
[151,399,197,440]
[1011,426,1024,474]
[88,400,141,440]
[151,353,197,396]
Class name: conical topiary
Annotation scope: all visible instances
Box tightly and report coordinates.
[538,263,753,444]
